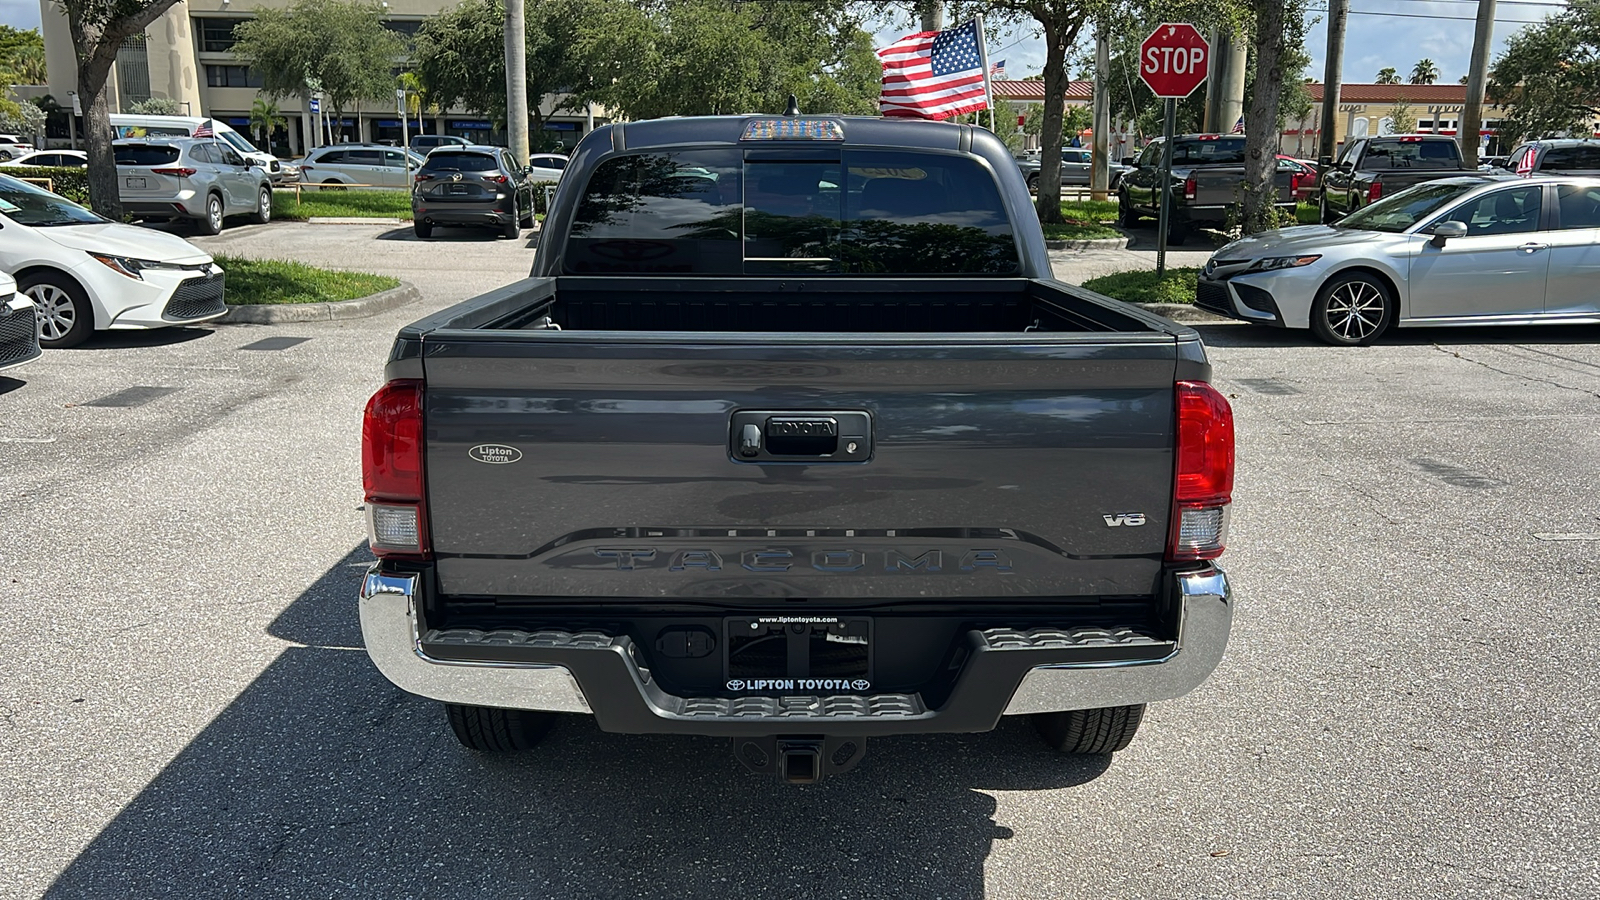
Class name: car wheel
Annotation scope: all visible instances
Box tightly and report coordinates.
[413,220,432,239]
[322,179,346,192]
[22,272,93,349]
[1166,221,1188,246]
[1033,705,1145,754]
[254,186,272,225]
[501,205,520,239]
[1311,271,1394,346]
[199,193,224,235]
[1027,173,1039,194]
[1117,192,1138,227]
[445,703,554,752]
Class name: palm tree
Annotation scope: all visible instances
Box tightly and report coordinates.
[248,97,287,152]
[1410,59,1439,85]
[1376,67,1401,85]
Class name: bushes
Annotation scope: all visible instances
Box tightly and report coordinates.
[3,166,91,206]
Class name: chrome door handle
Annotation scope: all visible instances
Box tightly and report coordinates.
[1520,242,1549,252]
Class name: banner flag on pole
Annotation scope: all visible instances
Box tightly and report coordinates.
[879,19,990,120]
[1230,116,1245,134]
[989,60,1007,80]
[193,118,215,138]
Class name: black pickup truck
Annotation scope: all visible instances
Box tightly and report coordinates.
[359,115,1236,783]
[1117,134,1297,243]
[1319,134,1469,222]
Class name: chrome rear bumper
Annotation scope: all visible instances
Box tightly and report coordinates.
[359,567,1232,727]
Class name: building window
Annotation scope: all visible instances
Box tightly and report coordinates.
[383,20,422,38]
[205,65,263,88]
[116,35,152,108]
[197,18,241,53]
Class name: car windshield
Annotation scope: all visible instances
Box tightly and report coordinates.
[1337,181,1480,233]
[0,173,108,226]
[423,151,498,172]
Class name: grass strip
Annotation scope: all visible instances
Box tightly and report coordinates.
[1081,267,1201,305]
[271,188,413,221]
[215,254,401,305]
[1039,199,1123,241]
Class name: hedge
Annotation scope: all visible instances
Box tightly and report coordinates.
[2,166,92,206]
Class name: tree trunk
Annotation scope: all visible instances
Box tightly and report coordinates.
[1241,3,1286,235]
[75,54,121,219]
[1036,18,1078,225]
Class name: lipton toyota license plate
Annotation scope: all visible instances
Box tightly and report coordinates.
[124,177,147,189]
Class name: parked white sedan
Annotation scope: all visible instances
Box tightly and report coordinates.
[0,173,226,348]
[0,150,88,169]
[0,270,42,371]
[1197,175,1600,344]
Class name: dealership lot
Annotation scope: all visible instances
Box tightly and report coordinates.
[1,230,1597,898]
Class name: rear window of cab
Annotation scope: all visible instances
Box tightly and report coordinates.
[422,152,500,172]
[565,148,1020,276]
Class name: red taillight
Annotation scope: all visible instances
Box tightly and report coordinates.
[1184,175,1197,201]
[489,174,509,184]
[1168,381,1234,562]
[415,173,433,183]
[151,167,197,177]
[1368,181,1383,202]
[362,379,429,559]
[1291,173,1302,194]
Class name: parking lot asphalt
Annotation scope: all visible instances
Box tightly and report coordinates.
[2,224,1598,899]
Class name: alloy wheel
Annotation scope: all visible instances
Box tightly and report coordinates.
[209,198,223,232]
[29,283,76,342]
[1323,280,1386,342]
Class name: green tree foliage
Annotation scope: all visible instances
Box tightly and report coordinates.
[1376,66,1400,84]
[232,0,404,124]
[572,0,881,121]
[128,97,181,115]
[1490,2,1600,141]
[0,26,48,86]
[249,96,288,148]
[1410,58,1439,84]
[55,0,186,216]
[1388,93,1416,133]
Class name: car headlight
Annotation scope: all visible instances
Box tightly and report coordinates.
[88,253,173,280]
[1247,255,1321,272]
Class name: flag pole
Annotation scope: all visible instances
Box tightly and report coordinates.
[975,15,994,133]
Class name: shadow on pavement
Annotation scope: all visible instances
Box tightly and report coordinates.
[46,546,1112,899]
[75,327,216,350]
[378,226,535,246]
[1193,322,1600,349]
[0,375,26,397]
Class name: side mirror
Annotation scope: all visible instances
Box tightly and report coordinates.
[1429,220,1468,246]
[1121,157,1137,167]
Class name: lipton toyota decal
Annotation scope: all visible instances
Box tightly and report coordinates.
[726,678,871,692]
[469,444,522,464]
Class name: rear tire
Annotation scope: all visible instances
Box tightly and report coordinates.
[1027,173,1039,194]
[1117,192,1138,227]
[1033,705,1146,754]
[501,205,520,239]
[1166,221,1188,246]
[445,703,555,752]
[198,193,224,235]
[413,220,432,239]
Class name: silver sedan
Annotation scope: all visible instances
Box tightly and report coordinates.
[1196,175,1600,345]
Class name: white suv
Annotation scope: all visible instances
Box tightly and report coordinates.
[0,135,36,161]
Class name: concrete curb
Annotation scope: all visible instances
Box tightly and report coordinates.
[1044,235,1128,250]
[218,281,422,325]
[305,216,406,225]
[1134,302,1234,324]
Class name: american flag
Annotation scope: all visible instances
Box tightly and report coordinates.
[193,118,215,138]
[989,59,1006,80]
[879,20,989,120]
[1230,117,1244,134]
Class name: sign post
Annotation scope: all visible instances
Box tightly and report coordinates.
[397,88,411,184]
[1138,23,1210,278]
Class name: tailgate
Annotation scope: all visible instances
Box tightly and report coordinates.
[421,336,1178,601]
[1193,168,1246,206]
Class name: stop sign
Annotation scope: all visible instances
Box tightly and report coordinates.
[1140,23,1210,99]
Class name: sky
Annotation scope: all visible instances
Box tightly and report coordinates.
[1,1,1569,86]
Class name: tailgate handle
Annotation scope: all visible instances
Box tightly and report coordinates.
[729,411,872,463]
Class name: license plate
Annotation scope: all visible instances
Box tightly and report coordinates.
[448,184,470,195]
[723,616,873,693]
[124,176,147,189]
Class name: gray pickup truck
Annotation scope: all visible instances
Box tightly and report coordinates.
[1117,134,1297,243]
[1318,134,1469,222]
[359,115,1236,783]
